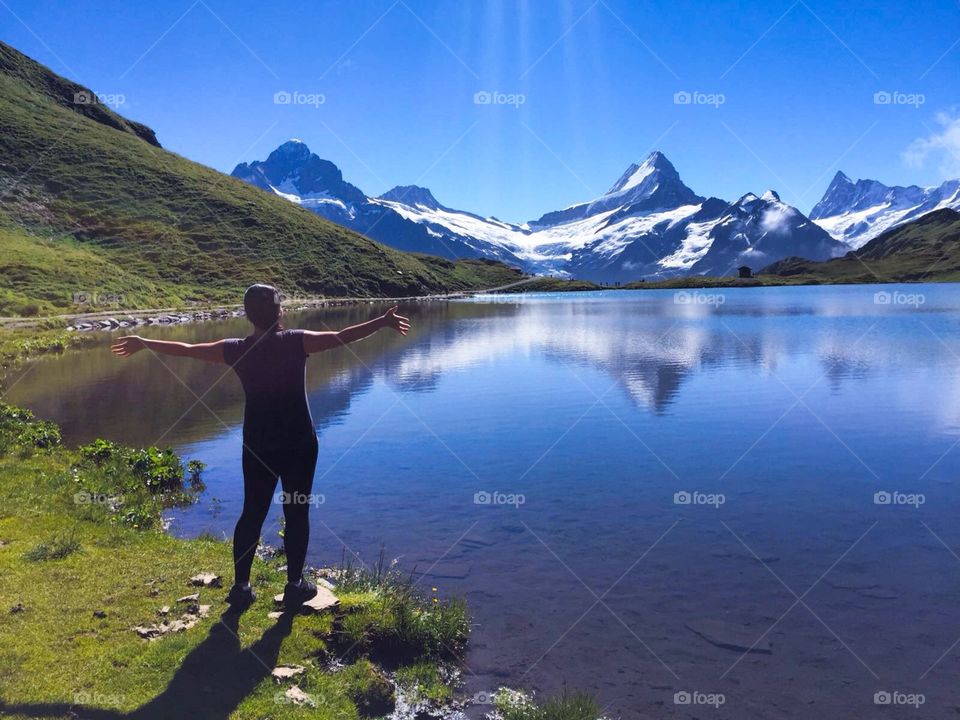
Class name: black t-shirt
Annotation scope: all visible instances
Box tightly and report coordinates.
[223,330,316,450]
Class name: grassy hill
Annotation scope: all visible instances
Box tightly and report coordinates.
[761,208,960,283]
[0,41,525,317]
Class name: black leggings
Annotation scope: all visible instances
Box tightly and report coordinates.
[233,437,319,585]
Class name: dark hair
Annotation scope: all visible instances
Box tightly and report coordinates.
[243,284,283,331]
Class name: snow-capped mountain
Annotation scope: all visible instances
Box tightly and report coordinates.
[232,141,848,281]
[232,140,529,265]
[530,151,702,227]
[810,171,960,249]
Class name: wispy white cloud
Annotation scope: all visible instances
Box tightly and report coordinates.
[760,204,795,233]
[903,111,960,178]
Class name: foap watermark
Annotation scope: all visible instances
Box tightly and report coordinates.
[674,690,725,708]
[874,290,925,308]
[273,689,319,708]
[474,90,526,108]
[273,90,326,108]
[874,490,925,508]
[74,490,121,508]
[274,490,325,506]
[674,490,725,508]
[674,90,725,108]
[874,690,925,708]
[74,691,125,707]
[474,490,525,508]
[472,691,496,705]
[468,293,525,305]
[280,291,327,307]
[873,90,925,108]
[73,90,126,108]
[73,291,125,307]
[674,290,725,307]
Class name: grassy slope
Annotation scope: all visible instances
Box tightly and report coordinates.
[624,276,775,290]
[0,41,526,317]
[760,208,960,283]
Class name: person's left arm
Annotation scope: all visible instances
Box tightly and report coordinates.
[111,336,227,364]
[301,306,410,355]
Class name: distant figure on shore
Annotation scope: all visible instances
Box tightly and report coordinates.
[111,285,410,610]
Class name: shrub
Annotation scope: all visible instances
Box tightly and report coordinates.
[329,550,469,664]
[0,403,60,452]
[16,302,41,317]
[77,438,118,464]
[18,420,61,448]
[24,532,80,561]
[186,459,206,489]
[74,439,203,529]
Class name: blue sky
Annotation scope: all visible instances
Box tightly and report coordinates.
[2,0,958,221]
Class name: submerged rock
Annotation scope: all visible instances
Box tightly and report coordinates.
[685,620,772,654]
[825,576,898,599]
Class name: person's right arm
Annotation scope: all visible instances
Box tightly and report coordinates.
[111,336,227,364]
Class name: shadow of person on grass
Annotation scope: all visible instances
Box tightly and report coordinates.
[0,607,296,720]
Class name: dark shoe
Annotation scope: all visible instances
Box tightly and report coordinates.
[282,579,317,607]
[225,583,256,608]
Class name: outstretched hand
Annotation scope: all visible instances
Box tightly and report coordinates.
[111,336,146,357]
[382,306,411,336]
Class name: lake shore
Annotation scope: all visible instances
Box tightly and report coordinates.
[0,401,480,719]
[0,322,597,720]
[1,271,952,335]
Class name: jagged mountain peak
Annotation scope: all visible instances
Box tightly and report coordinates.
[378,185,441,209]
[809,167,960,249]
[532,151,701,227]
[271,138,311,158]
[231,141,367,206]
[827,170,853,187]
[606,151,677,195]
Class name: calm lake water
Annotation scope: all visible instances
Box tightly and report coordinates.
[7,285,960,719]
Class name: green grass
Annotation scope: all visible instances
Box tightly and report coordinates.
[0,326,95,380]
[0,402,469,719]
[0,41,533,318]
[624,275,773,290]
[394,661,454,704]
[509,277,604,293]
[326,551,469,665]
[494,689,603,720]
[22,531,81,561]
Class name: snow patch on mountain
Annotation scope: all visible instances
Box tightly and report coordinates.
[233,141,851,281]
[810,171,960,248]
[658,216,724,269]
